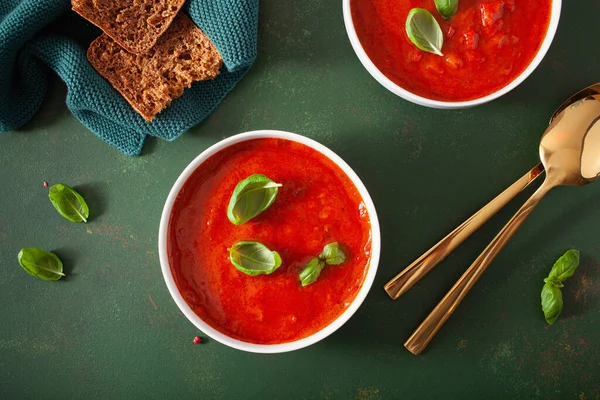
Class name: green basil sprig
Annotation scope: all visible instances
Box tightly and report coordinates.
[48,183,89,223]
[18,248,65,281]
[541,249,580,324]
[541,283,563,325]
[299,258,325,287]
[227,174,282,225]
[228,241,282,276]
[434,0,458,20]
[320,242,346,265]
[299,242,346,286]
[405,8,444,56]
[545,249,580,285]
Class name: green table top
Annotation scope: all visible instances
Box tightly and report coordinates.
[2,1,599,399]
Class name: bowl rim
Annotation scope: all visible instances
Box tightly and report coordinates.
[342,0,562,109]
[158,130,381,353]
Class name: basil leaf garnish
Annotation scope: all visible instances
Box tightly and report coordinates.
[227,174,282,225]
[541,282,563,325]
[320,242,346,265]
[405,8,444,56]
[18,248,65,281]
[299,258,325,287]
[48,183,89,223]
[299,242,347,286]
[434,0,458,20]
[228,241,282,276]
[547,249,580,283]
[540,250,580,325]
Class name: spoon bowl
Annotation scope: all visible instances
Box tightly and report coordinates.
[542,93,600,186]
[551,83,600,123]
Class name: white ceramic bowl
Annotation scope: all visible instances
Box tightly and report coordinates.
[158,130,381,353]
[343,0,562,109]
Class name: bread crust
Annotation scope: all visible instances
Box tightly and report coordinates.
[72,0,186,54]
[87,13,223,122]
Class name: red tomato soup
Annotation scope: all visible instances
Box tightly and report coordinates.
[167,138,372,344]
[351,0,552,101]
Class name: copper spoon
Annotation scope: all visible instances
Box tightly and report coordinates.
[384,83,600,300]
[405,86,600,355]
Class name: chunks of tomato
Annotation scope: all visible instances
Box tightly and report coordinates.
[462,30,480,50]
[464,51,486,64]
[444,54,464,69]
[506,0,516,12]
[424,59,445,75]
[480,1,505,27]
[489,34,508,49]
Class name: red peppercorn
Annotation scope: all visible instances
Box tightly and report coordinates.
[43,181,48,187]
[193,336,202,345]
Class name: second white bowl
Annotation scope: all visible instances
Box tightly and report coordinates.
[342,0,562,109]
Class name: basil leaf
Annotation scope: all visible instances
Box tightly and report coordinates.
[319,242,346,265]
[405,8,444,56]
[543,277,564,288]
[540,249,580,325]
[48,183,89,223]
[541,282,563,324]
[227,174,282,225]
[299,242,347,286]
[434,0,458,20]
[299,258,325,287]
[548,249,580,283]
[228,241,282,276]
[18,248,65,281]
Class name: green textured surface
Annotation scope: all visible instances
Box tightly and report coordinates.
[1,1,600,399]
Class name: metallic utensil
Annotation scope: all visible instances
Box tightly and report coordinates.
[384,84,593,300]
[405,83,600,355]
[384,163,543,300]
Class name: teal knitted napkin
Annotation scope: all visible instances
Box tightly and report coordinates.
[0,0,258,155]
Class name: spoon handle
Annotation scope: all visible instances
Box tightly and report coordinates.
[404,179,553,355]
[384,163,544,300]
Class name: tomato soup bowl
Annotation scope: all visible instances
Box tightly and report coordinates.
[158,130,381,353]
[343,0,561,109]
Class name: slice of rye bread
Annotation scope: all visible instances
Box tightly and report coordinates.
[87,13,223,122]
[72,0,186,54]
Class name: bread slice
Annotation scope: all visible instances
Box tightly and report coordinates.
[72,0,186,54]
[87,13,223,122]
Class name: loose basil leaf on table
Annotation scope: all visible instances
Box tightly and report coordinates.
[541,282,563,325]
[48,183,89,223]
[299,258,325,287]
[405,8,444,56]
[547,249,580,283]
[320,242,346,265]
[543,277,564,288]
[540,249,580,325]
[228,241,282,276]
[18,248,65,281]
[434,0,458,20]
[227,174,282,225]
